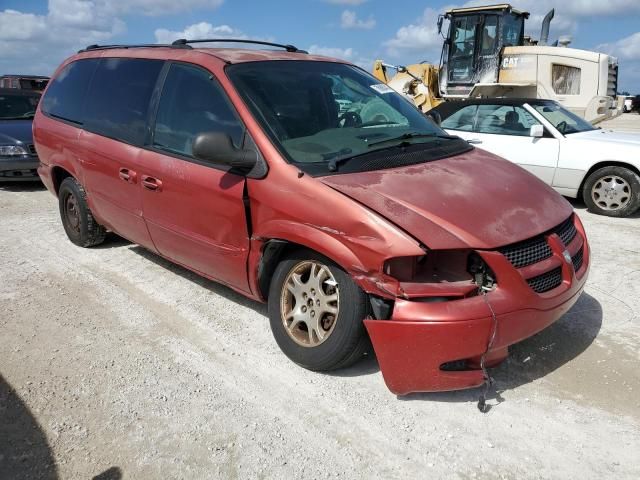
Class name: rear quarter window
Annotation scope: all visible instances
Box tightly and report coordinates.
[41,59,99,124]
[440,105,477,131]
[83,58,164,145]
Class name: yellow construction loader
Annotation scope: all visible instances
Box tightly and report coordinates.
[373,4,619,123]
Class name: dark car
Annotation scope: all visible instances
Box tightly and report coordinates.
[0,89,41,181]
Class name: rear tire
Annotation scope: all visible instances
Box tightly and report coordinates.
[268,250,370,371]
[58,177,106,247]
[582,166,640,217]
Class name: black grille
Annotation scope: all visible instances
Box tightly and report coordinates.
[498,215,576,269]
[572,246,584,272]
[28,144,37,155]
[556,216,577,247]
[527,267,562,293]
[499,236,552,269]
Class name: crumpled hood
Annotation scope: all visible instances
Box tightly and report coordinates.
[0,119,34,145]
[319,147,573,250]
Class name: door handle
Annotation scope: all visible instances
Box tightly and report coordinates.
[467,138,483,145]
[141,175,162,192]
[118,167,137,183]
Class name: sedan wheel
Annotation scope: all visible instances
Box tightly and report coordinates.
[590,175,631,211]
[583,166,640,217]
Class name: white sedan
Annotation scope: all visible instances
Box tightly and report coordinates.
[430,99,640,217]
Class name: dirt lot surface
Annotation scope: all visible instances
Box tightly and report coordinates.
[1,182,639,480]
[600,111,640,133]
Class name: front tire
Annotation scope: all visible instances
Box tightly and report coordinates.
[58,177,106,247]
[583,166,640,217]
[268,250,370,371]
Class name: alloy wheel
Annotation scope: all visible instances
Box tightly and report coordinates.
[591,175,631,211]
[280,260,340,347]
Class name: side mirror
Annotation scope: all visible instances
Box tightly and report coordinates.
[192,132,257,171]
[530,124,544,138]
[426,110,442,126]
[437,16,444,35]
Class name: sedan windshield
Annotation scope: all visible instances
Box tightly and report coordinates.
[530,101,596,135]
[0,94,39,119]
[227,61,462,174]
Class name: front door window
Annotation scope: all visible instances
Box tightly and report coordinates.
[475,105,541,136]
[153,63,244,159]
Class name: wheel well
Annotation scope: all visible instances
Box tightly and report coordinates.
[256,238,391,319]
[257,239,303,299]
[578,161,640,196]
[51,166,73,196]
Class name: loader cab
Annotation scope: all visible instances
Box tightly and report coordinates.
[439,4,528,97]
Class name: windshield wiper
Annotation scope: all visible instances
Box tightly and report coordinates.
[324,148,354,172]
[367,132,453,148]
[324,133,457,172]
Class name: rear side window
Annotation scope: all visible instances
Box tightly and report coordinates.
[42,59,98,124]
[84,58,164,145]
[152,63,244,158]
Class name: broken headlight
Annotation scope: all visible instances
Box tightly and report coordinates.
[384,250,473,283]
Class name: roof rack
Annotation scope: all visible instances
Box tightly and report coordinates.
[171,38,307,53]
[78,43,192,53]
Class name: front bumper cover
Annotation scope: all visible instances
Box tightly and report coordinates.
[0,155,40,180]
[365,220,590,395]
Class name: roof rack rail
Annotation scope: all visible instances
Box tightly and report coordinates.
[78,43,192,53]
[171,38,307,53]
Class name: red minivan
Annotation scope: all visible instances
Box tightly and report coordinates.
[33,40,590,395]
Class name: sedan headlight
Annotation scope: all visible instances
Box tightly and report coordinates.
[0,145,29,156]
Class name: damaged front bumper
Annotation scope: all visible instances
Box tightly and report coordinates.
[364,220,590,395]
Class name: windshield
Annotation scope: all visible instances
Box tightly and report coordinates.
[0,94,39,119]
[531,101,596,134]
[227,61,458,174]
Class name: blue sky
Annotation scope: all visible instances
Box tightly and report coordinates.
[2,0,640,92]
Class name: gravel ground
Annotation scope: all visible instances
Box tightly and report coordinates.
[600,111,640,133]
[1,181,639,480]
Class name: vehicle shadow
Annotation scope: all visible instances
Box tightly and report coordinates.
[330,352,381,377]
[92,466,123,480]
[92,232,133,250]
[129,245,268,316]
[0,374,58,479]
[0,180,45,192]
[397,292,602,407]
[1,375,122,480]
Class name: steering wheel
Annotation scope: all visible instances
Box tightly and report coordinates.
[556,120,567,134]
[21,111,36,118]
[338,111,362,128]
